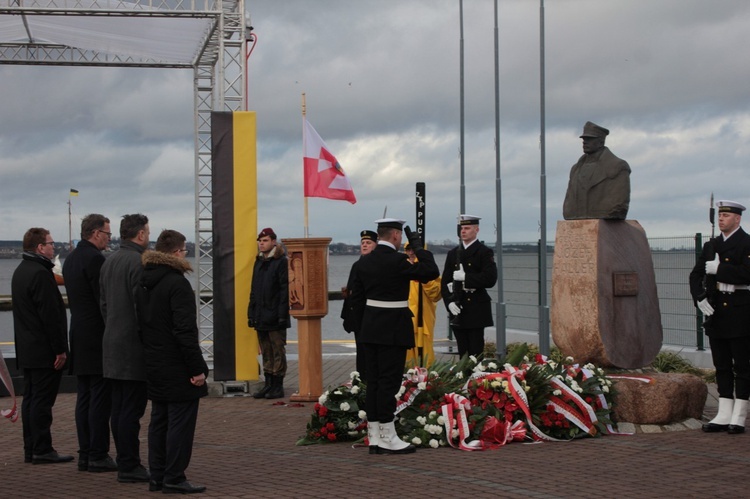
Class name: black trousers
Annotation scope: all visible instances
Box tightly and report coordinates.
[363,343,407,423]
[22,367,63,457]
[709,335,750,400]
[148,399,200,485]
[109,379,148,472]
[75,374,112,461]
[452,327,485,359]
[353,331,367,379]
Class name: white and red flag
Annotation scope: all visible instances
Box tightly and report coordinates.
[303,118,356,204]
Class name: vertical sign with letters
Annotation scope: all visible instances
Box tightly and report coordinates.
[416,182,426,243]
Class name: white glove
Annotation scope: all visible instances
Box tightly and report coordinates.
[446,282,453,294]
[697,298,714,317]
[705,254,720,275]
[453,264,466,282]
[718,282,735,293]
[448,302,461,316]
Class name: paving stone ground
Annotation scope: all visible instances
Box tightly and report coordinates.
[2,353,746,498]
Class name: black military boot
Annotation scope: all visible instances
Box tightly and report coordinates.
[265,375,285,399]
[252,374,272,399]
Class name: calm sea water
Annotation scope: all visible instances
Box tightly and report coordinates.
[0,251,700,357]
[0,254,449,357]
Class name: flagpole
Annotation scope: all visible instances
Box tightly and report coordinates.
[302,92,309,238]
[68,195,72,251]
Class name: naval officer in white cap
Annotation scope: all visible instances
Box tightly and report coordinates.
[441,215,498,358]
[690,200,750,434]
[348,218,439,454]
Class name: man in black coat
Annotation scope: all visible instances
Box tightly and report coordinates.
[247,227,291,399]
[63,214,117,472]
[340,229,378,378]
[349,219,439,454]
[11,227,73,464]
[441,215,498,358]
[137,230,208,494]
[690,200,750,434]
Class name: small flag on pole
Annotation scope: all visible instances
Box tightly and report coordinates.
[70,189,79,196]
[303,119,356,204]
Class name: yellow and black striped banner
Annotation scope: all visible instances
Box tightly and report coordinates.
[211,111,258,381]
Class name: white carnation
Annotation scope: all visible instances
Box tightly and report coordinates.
[318,392,328,404]
[350,385,360,394]
[339,402,350,411]
[429,439,439,448]
[412,437,422,445]
[358,410,367,420]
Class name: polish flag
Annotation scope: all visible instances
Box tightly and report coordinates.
[303,119,356,204]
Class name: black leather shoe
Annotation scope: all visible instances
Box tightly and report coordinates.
[162,481,206,494]
[78,457,88,471]
[377,444,417,455]
[149,480,164,492]
[88,455,118,472]
[728,424,745,434]
[32,451,75,464]
[702,422,729,432]
[117,465,151,483]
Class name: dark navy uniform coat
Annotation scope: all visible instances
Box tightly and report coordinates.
[441,240,498,329]
[349,243,439,348]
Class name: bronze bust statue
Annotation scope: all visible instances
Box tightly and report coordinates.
[563,121,631,220]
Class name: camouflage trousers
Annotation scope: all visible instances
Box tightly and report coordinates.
[257,329,287,377]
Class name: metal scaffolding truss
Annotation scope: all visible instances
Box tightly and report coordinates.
[1,0,247,362]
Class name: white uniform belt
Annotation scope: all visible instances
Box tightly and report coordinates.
[366,299,409,308]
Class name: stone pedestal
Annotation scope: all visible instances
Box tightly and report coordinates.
[282,237,331,402]
[612,373,707,424]
[551,219,662,368]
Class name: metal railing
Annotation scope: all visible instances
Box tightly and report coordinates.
[499,234,705,349]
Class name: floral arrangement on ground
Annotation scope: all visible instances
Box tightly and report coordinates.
[296,343,617,450]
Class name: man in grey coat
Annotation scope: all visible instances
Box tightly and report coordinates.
[99,213,151,483]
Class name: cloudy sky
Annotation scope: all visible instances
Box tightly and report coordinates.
[2,0,749,246]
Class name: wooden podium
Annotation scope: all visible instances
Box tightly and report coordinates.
[282,237,331,401]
